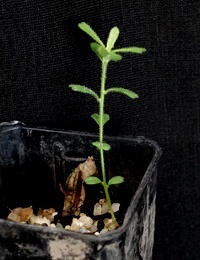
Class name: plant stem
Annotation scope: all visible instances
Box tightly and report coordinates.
[99,58,107,144]
[99,58,117,223]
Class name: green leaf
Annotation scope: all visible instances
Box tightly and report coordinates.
[85,176,102,185]
[91,43,122,62]
[91,43,124,62]
[90,43,103,61]
[109,52,122,61]
[91,113,110,126]
[92,141,111,151]
[108,176,124,186]
[90,43,110,60]
[91,113,100,125]
[102,113,110,124]
[105,87,138,99]
[78,22,105,47]
[106,27,120,52]
[113,47,146,54]
[69,84,99,101]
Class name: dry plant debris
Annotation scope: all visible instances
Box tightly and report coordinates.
[59,156,98,217]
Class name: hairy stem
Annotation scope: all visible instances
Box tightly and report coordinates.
[99,58,116,223]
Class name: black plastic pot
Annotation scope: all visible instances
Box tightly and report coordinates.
[0,121,161,260]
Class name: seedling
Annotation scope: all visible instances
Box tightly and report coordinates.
[69,22,146,225]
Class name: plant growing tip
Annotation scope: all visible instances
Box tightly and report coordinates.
[69,22,146,224]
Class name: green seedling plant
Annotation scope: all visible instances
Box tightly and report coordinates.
[69,22,146,226]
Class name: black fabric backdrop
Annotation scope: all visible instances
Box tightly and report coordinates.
[1,1,200,259]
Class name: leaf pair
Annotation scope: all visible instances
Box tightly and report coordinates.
[92,141,110,151]
[69,85,138,101]
[91,113,109,126]
[85,176,124,186]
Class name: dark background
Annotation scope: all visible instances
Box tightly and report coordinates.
[1,1,200,259]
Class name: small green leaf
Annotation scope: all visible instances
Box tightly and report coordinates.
[85,176,102,185]
[90,43,111,60]
[109,52,122,61]
[106,27,120,52]
[78,22,105,47]
[108,176,124,186]
[91,43,122,62]
[92,141,111,151]
[113,47,146,54]
[90,42,103,61]
[91,113,110,126]
[102,113,110,124]
[105,87,138,99]
[91,113,100,125]
[98,46,109,58]
[69,84,99,101]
